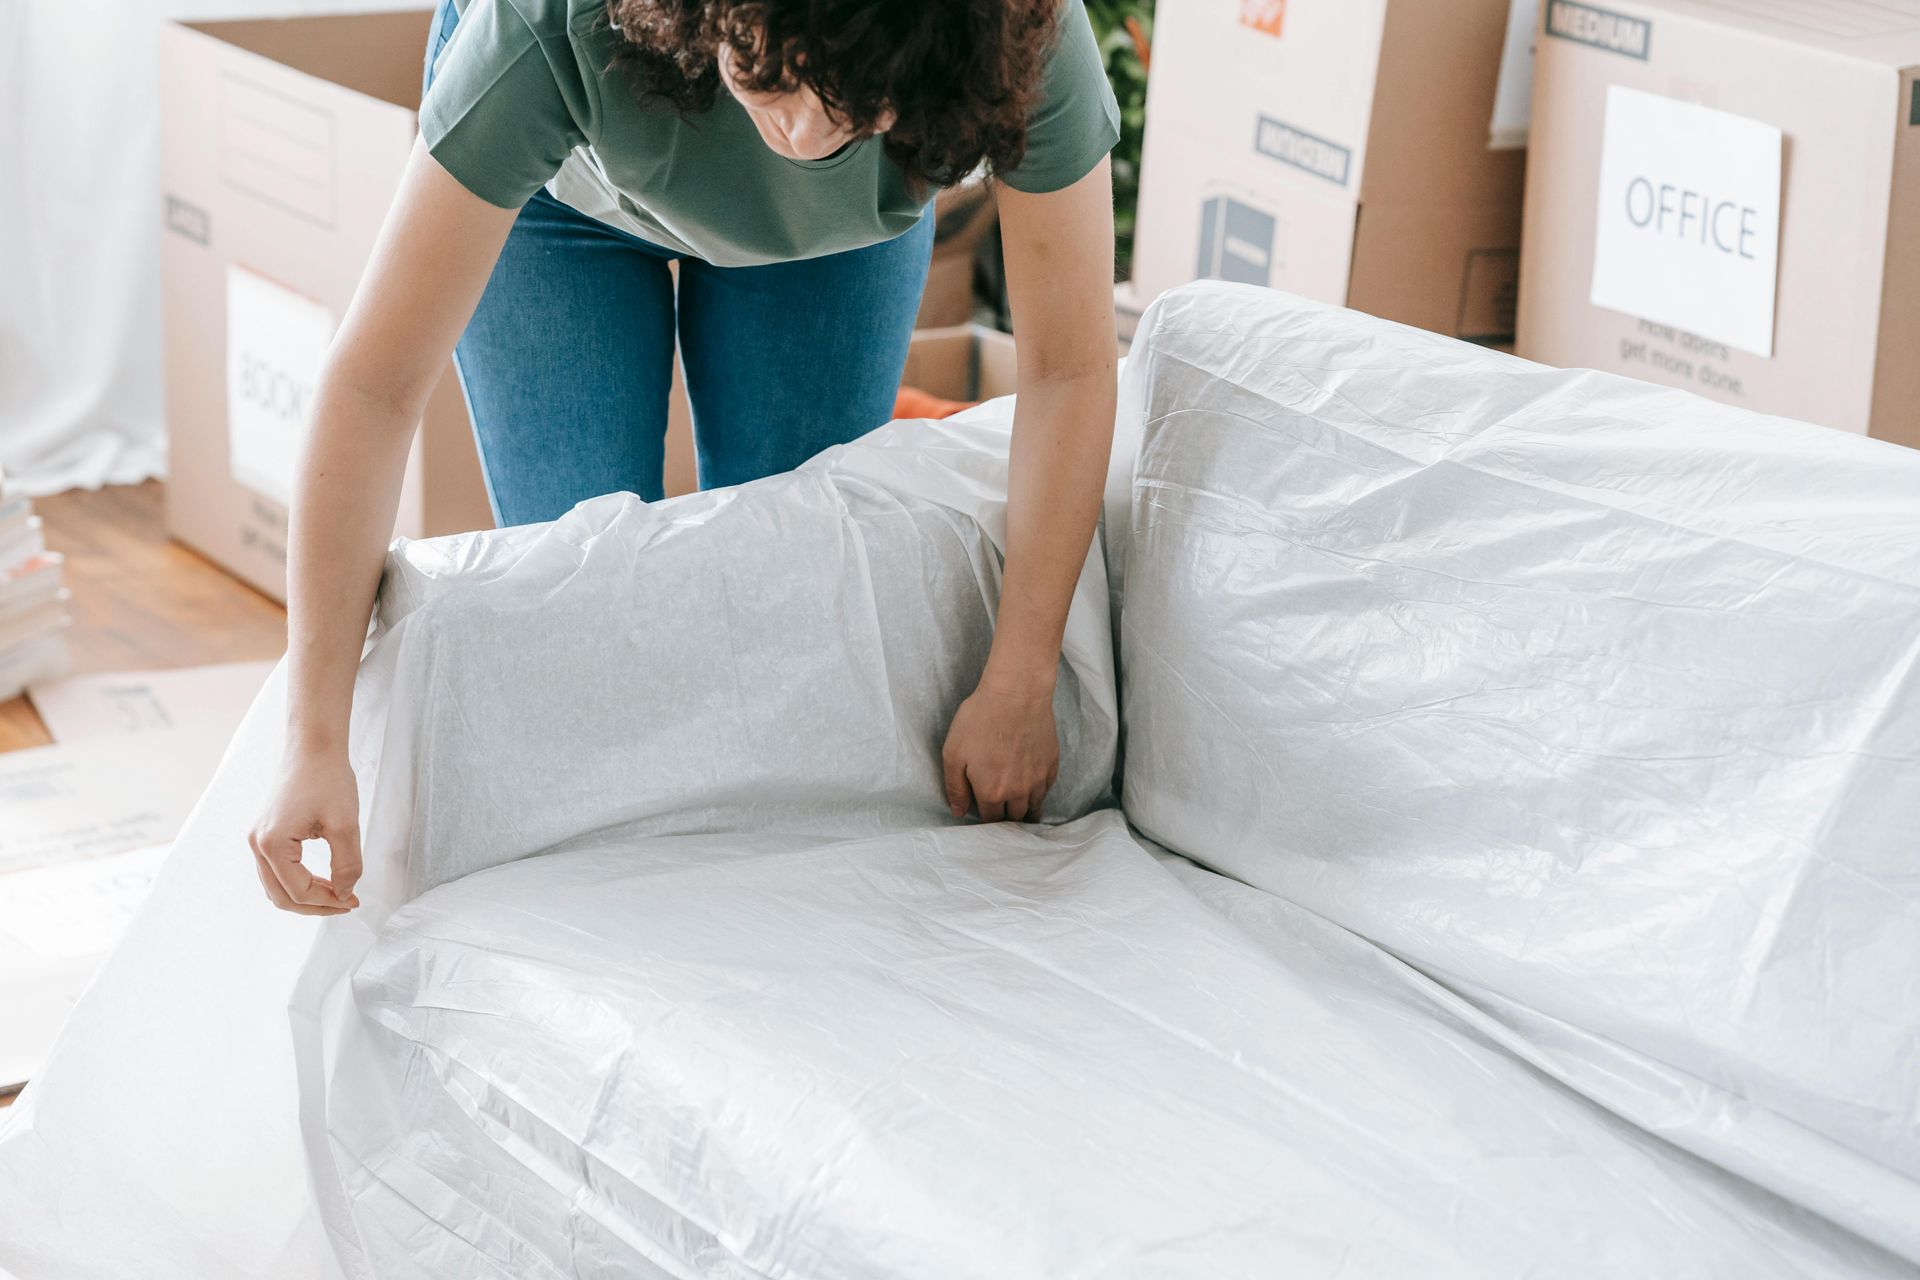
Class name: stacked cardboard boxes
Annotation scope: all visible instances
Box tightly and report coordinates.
[1133,0,1529,343]
[1518,0,1920,446]
[159,11,494,603]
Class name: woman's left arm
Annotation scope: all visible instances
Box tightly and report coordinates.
[941,157,1118,822]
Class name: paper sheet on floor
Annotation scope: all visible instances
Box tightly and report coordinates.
[0,844,169,1091]
[0,728,235,875]
[28,659,276,743]
[1,665,270,1091]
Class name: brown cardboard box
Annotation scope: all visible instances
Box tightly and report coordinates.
[1133,0,1527,342]
[902,326,1020,403]
[1518,0,1920,446]
[160,11,492,602]
[914,180,1000,329]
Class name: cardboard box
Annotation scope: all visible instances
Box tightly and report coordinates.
[915,180,1000,329]
[1133,0,1527,342]
[161,10,493,602]
[1517,0,1920,447]
[900,322,1128,404]
[902,326,1020,403]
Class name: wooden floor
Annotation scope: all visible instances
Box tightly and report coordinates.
[0,482,287,752]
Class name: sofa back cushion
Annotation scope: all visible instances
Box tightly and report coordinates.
[371,405,1117,897]
[1115,282,1920,1251]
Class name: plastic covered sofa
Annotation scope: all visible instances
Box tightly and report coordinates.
[3,282,1917,1279]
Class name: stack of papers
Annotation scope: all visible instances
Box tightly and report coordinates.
[0,471,71,700]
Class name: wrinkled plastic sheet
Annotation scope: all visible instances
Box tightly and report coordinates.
[1116,282,1920,1263]
[4,282,1917,1279]
[0,402,1116,1279]
[325,809,1904,1278]
[358,412,1117,899]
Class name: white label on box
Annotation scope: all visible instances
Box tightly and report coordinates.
[1488,0,1538,149]
[225,266,335,507]
[1589,86,1782,357]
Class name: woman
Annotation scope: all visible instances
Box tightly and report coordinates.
[250,0,1121,914]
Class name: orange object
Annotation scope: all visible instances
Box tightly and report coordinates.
[1125,15,1152,71]
[893,385,977,421]
[1237,0,1285,38]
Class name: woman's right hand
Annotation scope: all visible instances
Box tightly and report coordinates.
[249,745,362,915]
[246,142,516,916]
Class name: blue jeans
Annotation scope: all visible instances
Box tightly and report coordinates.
[425,1,934,526]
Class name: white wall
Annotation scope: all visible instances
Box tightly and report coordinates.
[0,0,423,496]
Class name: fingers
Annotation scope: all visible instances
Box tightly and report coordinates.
[943,748,973,820]
[329,820,365,903]
[251,846,349,916]
[249,824,355,913]
[970,764,1009,824]
[251,847,288,908]
[943,734,1054,824]
[964,758,1061,825]
[1030,763,1056,824]
[952,764,1054,825]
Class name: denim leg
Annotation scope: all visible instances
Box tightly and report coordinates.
[452,193,680,525]
[427,0,678,526]
[676,212,935,490]
[428,0,927,512]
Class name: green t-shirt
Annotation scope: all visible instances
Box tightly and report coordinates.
[422,0,1121,266]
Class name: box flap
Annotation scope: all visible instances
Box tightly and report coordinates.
[181,10,433,112]
[1581,0,1920,69]
[1361,0,1528,206]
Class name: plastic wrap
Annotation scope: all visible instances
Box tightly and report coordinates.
[0,400,1114,1278]
[1117,282,1920,1261]
[362,411,1116,897]
[5,281,1915,1278]
[323,809,1907,1278]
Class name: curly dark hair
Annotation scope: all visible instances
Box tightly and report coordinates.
[602,0,1060,188]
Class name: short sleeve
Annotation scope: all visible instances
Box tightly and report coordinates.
[420,0,586,209]
[998,0,1122,194]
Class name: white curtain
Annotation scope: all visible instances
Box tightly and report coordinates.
[0,0,416,497]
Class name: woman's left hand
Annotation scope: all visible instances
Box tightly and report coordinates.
[941,670,1060,823]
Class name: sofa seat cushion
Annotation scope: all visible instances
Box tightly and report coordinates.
[324,812,1899,1279]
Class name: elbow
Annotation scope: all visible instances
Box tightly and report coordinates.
[1018,342,1119,391]
[315,348,438,444]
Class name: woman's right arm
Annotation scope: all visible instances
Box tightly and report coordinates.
[249,141,519,915]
